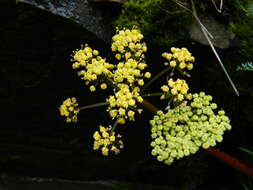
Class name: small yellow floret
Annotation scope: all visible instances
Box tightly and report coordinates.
[179,62,186,69]
[90,85,96,92]
[161,85,169,92]
[100,83,107,90]
[187,63,193,70]
[170,61,177,67]
[144,72,151,78]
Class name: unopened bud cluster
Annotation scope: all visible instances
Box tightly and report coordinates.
[150,92,232,165]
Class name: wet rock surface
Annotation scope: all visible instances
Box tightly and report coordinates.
[189,15,236,49]
[17,0,122,42]
[0,174,173,190]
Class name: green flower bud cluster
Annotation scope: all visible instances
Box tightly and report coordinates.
[150,92,232,165]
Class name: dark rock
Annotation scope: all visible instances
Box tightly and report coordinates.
[189,15,235,49]
[16,0,122,42]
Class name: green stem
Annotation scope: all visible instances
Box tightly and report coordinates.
[79,102,108,111]
[141,92,163,97]
[141,67,171,93]
[107,77,117,89]
[110,119,119,136]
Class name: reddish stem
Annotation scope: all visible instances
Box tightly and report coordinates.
[206,148,253,179]
[141,99,253,179]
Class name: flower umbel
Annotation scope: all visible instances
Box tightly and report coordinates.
[93,125,124,156]
[162,47,195,76]
[72,44,114,91]
[59,97,79,123]
[160,78,192,103]
[106,83,143,123]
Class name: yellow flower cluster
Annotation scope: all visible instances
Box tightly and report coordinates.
[72,45,114,92]
[160,78,192,102]
[59,97,79,123]
[111,28,147,61]
[107,84,143,124]
[93,125,124,156]
[113,58,151,85]
[111,28,151,87]
[104,28,151,123]
[162,47,195,71]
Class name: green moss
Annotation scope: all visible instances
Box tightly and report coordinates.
[113,0,191,46]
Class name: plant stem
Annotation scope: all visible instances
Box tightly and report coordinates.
[206,148,253,179]
[141,67,171,93]
[110,119,118,136]
[141,92,163,97]
[79,102,108,111]
[141,99,160,113]
[141,98,253,179]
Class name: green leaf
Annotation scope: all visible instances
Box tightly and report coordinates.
[236,61,253,71]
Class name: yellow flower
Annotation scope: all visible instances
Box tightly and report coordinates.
[90,85,96,92]
[110,135,115,142]
[128,99,136,106]
[93,131,101,140]
[115,54,121,60]
[102,131,109,138]
[144,72,151,78]
[179,62,186,69]
[138,63,146,70]
[160,94,165,100]
[137,96,143,103]
[100,83,107,90]
[171,47,178,53]
[125,52,131,60]
[187,63,193,70]
[142,45,147,52]
[127,110,135,117]
[99,126,106,133]
[170,61,177,67]
[72,62,80,69]
[161,85,169,92]
[166,53,172,60]
[138,79,144,86]
[168,79,174,87]
[59,97,79,123]
[102,147,109,156]
[93,50,99,56]
[186,93,192,100]
[180,87,188,94]
[109,110,118,118]
[171,88,177,95]
[177,94,184,101]
[118,108,126,116]
[111,45,117,51]
[118,117,125,124]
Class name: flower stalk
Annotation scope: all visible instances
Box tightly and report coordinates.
[141,67,171,93]
[79,102,108,111]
